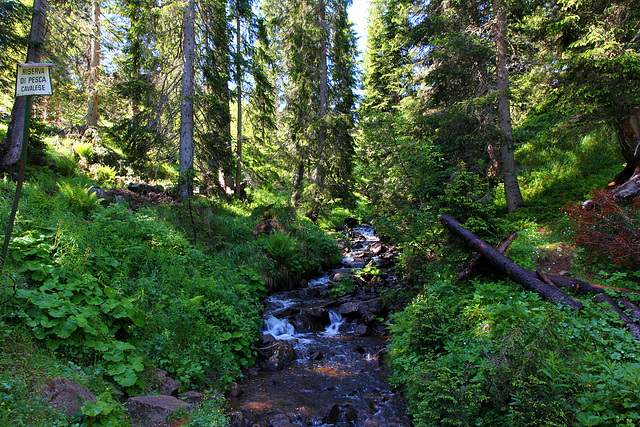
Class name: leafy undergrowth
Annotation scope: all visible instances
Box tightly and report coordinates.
[0,158,340,426]
[386,126,640,426]
[388,220,640,426]
[389,274,640,427]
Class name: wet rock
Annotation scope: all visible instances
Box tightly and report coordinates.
[149,368,180,396]
[342,405,358,422]
[43,377,96,418]
[227,410,250,427]
[262,333,277,345]
[339,301,360,317]
[369,242,386,255]
[354,324,374,336]
[289,406,312,425]
[262,341,297,371]
[361,298,387,316]
[345,217,358,228]
[323,404,341,424]
[292,314,324,333]
[270,412,297,426]
[369,275,385,286]
[333,272,348,282]
[301,307,330,324]
[300,286,324,298]
[264,357,280,371]
[125,395,190,423]
[364,412,411,427]
[228,382,243,397]
[309,350,324,360]
[272,306,294,318]
[264,300,283,310]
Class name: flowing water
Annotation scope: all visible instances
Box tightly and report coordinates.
[228,226,413,426]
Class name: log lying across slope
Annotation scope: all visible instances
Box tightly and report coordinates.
[534,272,640,296]
[440,214,583,311]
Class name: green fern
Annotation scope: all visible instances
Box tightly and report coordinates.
[56,181,100,216]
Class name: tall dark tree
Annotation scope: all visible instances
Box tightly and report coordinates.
[494,0,523,211]
[325,0,358,203]
[178,0,196,199]
[196,0,233,194]
[362,0,525,214]
[86,0,101,127]
[0,0,30,91]
[525,0,640,197]
[1,0,47,168]
[112,0,170,166]
[262,0,358,208]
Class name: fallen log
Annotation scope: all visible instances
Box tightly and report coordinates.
[618,299,640,322]
[537,274,640,296]
[454,231,518,286]
[595,294,640,341]
[440,214,583,311]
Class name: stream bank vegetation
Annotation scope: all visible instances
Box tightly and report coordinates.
[0,133,342,426]
[376,125,640,427]
[2,0,640,424]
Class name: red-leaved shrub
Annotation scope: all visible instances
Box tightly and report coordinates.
[563,190,640,268]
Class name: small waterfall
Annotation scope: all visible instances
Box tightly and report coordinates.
[322,310,344,336]
[262,314,296,339]
[230,222,412,426]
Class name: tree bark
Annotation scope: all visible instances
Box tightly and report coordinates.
[603,112,640,199]
[178,0,195,199]
[1,0,47,168]
[440,214,582,310]
[595,294,640,341]
[454,231,517,285]
[291,159,304,206]
[494,0,523,212]
[618,299,640,322]
[235,14,243,197]
[315,0,328,191]
[536,272,640,296]
[86,0,101,128]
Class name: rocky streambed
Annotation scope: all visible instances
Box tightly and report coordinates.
[227,225,413,426]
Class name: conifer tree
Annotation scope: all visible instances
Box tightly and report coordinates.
[86,0,101,128]
[261,0,358,208]
[178,0,196,199]
[1,0,47,168]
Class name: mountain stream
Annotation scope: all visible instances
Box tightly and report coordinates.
[227,225,413,426]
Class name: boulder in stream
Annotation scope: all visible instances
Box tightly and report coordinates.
[292,314,325,333]
[261,340,297,371]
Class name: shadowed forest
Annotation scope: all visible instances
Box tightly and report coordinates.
[2,0,640,425]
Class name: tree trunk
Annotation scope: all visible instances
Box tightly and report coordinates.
[618,299,640,322]
[537,272,640,296]
[0,0,47,168]
[86,0,101,128]
[178,0,195,199]
[440,213,582,310]
[604,111,640,199]
[494,0,523,212]
[315,0,328,191]
[291,159,304,205]
[454,231,517,285]
[235,14,243,197]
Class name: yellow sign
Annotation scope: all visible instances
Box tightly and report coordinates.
[15,63,53,97]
